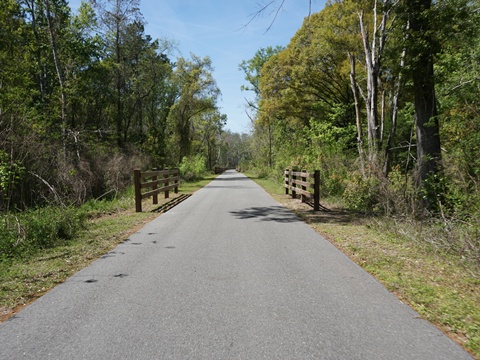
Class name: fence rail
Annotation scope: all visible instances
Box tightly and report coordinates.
[284,169,322,211]
[134,168,180,212]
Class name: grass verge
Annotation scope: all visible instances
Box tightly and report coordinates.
[0,175,216,322]
[249,174,480,359]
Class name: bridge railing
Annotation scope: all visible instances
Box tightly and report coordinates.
[134,168,180,212]
[284,169,321,211]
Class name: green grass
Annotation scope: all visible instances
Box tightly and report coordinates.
[0,176,215,322]
[179,174,217,194]
[246,172,285,194]
[248,174,480,359]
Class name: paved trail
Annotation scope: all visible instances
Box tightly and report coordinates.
[0,171,473,359]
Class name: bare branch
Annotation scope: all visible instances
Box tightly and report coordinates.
[444,78,480,95]
[239,0,287,33]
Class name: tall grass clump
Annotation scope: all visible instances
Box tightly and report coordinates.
[0,206,86,260]
[80,188,135,219]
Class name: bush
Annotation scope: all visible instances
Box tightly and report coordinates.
[0,206,85,260]
[179,155,207,181]
[343,172,380,213]
[323,172,346,197]
[376,166,418,216]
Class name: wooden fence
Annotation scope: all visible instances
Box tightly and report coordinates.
[284,169,321,211]
[134,168,180,212]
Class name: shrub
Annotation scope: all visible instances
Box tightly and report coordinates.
[343,172,380,213]
[0,206,85,260]
[376,166,418,216]
[0,150,25,211]
[323,172,346,197]
[179,155,207,181]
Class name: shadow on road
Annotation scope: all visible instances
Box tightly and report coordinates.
[299,209,361,226]
[229,206,301,223]
[280,198,367,226]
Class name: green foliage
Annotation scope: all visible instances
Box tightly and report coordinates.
[0,150,25,205]
[0,206,85,260]
[167,55,222,164]
[323,172,346,198]
[239,46,285,98]
[343,172,380,213]
[0,186,141,261]
[179,154,207,182]
[420,173,449,214]
[0,1,226,211]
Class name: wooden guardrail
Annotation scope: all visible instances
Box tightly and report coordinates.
[134,168,180,212]
[284,169,322,211]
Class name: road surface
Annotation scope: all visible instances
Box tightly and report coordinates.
[0,170,473,359]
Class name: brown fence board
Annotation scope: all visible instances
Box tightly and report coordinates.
[134,168,180,212]
[284,168,323,211]
[141,169,175,178]
[141,183,180,200]
[294,187,312,197]
[140,176,180,189]
[290,179,313,188]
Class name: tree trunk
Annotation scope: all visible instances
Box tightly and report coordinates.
[383,43,407,176]
[115,18,124,148]
[44,0,68,158]
[348,52,366,177]
[407,0,442,192]
[413,60,441,182]
[359,10,380,163]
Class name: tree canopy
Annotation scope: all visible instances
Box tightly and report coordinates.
[0,0,228,210]
[241,0,480,216]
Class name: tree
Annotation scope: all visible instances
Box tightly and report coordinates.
[356,0,393,164]
[139,46,177,165]
[406,0,441,172]
[403,0,442,207]
[94,0,143,147]
[167,55,221,163]
[0,0,31,209]
[252,1,440,174]
[217,131,252,169]
[239,46,284,168]
[42,0,73,158]
[192,110,226,169]
[239,46,284,118]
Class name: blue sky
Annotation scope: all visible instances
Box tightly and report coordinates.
[69,0,326,134]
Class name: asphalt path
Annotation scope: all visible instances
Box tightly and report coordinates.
[0,170,473,359]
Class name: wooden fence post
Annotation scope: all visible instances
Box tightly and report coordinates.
[152,168,158,205]
[174,168,179,194]
[301,169,307,203]
[134,169,142,213]
[314,170,320,211]
[164,168,169,199]
[285,169,290,195]
[292,169,297,198]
